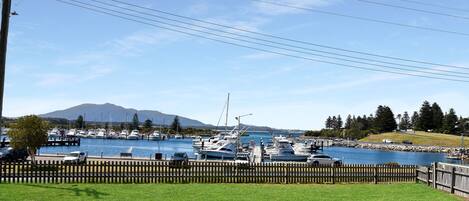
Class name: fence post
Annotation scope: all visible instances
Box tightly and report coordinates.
[373,164,378,184]
[432,162,437,189]
[284,163,288,184]
[450,167,455,194]
[332,164,336,184]
[0,161,2,184]
[426,166,431,186]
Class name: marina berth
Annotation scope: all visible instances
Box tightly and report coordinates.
[96,129,106,139]
[76,130,86,138]
[119,130,129,139]
[86,130,96,138]
[198,140,237,159]
[266,138,311,162]
[127,130,140,140]
[148,131,167,141]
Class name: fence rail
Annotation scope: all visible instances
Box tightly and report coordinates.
[417,162,469,198]
[0,160,416,184]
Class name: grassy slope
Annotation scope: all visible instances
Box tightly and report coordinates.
[359,131,469,147]
[0,183,463,201]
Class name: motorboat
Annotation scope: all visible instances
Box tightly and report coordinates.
[107,130,118,139]
[174,134,183,139]
[192,127,241,149]
[96,129,106,139]
[119,130,129,139]
[127,130,140,140]
[198,140,237,159]
[66,129,77,137]
[267,138,310,162]
[76,130,86,138]
[48,128,60,139]
[87,130,96,138]
[148,131,162,141]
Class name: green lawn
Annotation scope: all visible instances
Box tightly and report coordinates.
[0,183,463,201]
[360,131,468,147]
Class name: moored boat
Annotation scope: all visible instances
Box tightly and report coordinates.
[127,130,140,140]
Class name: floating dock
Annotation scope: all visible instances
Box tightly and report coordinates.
[1,137,80,147]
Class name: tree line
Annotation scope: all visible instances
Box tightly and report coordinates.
[306,101,467,139]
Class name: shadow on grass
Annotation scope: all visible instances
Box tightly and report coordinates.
[22,184,109,199]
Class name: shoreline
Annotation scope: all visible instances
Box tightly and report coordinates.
[334,140,459,153]
[301,136,462,153]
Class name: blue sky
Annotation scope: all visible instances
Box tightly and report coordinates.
[4,0,469,129]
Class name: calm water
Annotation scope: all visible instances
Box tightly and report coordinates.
[5,132,465,165]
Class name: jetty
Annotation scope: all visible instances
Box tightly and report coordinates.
[0,137,80,147]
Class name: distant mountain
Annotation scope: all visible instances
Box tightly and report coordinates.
[40,103,208,127]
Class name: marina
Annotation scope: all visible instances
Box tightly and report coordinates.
[29,131,466,166]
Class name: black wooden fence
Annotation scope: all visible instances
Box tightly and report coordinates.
[0,160,416,184]
[417,162,469,198]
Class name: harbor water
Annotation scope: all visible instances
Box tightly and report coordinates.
[30,132,466,166]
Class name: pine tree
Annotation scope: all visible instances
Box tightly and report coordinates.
[345,115,352,129]
[171,116,182,133]
[75,115,84,129]
[361,115,370,130]
[411,111,420,130]
[332,116,337,129]
[337,115,343,129]
[442,108,458,134]
[325,116,332,129]
[418,101,433,131]
[143,119,153,132]
[399,111,411,131]
[131,113,139,130]
[374,105,397,132]
[431,102,444,131]
[367,114,375,130]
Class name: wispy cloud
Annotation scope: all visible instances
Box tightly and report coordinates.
[35,65,114,87]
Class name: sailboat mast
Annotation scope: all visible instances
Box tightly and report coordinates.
[225,93,230,132]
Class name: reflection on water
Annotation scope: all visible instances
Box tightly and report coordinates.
[15,132,468,165]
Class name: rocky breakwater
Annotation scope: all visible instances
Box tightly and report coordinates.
[334,140,456,153]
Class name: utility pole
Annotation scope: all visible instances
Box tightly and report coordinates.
[0,0,12,132]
